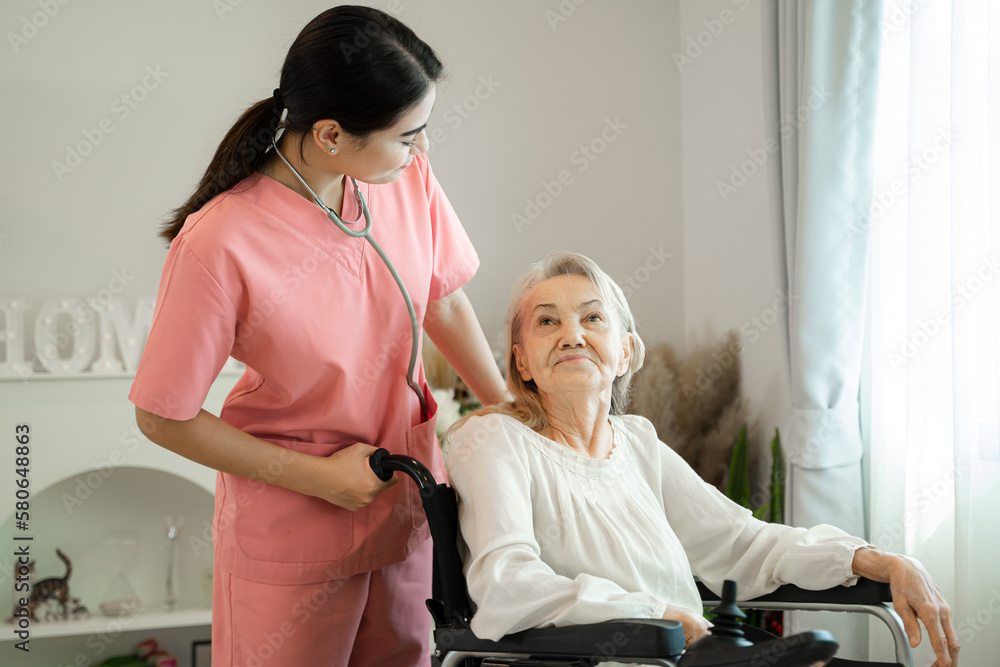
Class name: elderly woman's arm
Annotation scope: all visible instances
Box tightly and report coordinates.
[627,416,959,666]
[447,415,667,641]
[623,416,867,596]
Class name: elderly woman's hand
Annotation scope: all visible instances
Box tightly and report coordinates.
[661,605,712,646]
[852,547,960,667]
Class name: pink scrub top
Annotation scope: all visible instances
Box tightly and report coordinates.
[129,154,478,584]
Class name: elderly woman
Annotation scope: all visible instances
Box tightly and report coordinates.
[445,252,960,667]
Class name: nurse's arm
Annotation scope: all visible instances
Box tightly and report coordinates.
[134,406,396,510]
[424,287,509,405]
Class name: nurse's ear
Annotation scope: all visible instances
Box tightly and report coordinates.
[310,119,345,155]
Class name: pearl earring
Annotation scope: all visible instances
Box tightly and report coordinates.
[328,147,337,154]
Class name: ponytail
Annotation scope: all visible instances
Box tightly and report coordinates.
[159,97,281,243]
[159,6,443,245]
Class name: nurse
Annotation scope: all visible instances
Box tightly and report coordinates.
[129,6,506,667]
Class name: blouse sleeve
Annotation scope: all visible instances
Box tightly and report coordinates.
[446,415,667,641]
[128,239,238,421]
[419,155,480,302]
[626,416,868,599]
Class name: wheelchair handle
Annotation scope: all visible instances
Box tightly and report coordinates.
[369,447,437,493]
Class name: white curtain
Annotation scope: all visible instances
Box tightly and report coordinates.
[763,0,883,657]
[866,0,1000,665]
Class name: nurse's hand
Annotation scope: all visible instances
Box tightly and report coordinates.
[662,605,712,646]
[311,443,398,511]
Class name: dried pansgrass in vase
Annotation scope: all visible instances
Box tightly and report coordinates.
[631,330,758,491]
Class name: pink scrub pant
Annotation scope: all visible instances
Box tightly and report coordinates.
[211,539,433,667]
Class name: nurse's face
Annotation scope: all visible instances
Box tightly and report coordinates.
[337,85,436,184]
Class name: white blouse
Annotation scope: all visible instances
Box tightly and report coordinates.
[445,412,867,642]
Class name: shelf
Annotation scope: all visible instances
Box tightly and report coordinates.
[2,608,211,641]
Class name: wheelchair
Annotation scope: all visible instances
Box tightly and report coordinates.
[370,449,915,667]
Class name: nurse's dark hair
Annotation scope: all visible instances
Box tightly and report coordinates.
[159,5,443,243]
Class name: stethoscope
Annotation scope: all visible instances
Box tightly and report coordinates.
[270,135,429,421]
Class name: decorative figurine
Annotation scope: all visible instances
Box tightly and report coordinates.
[25,548,73,621]
[163,515,184,611]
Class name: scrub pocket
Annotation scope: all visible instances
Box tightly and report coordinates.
[404,388,443,533]
[232,438,355,564]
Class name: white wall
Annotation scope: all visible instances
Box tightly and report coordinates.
[0,0,797,554]
[0,0,682,534]
[1,3,682,661]
[0,0,876,659]
[678,0,791,459]
[0,0,683,355]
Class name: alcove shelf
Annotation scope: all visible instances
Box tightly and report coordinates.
[0,374,238,667]
[2,608,211,641]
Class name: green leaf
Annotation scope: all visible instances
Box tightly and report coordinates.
[769,428,785,525]
[725,424,751,509]
[752,505,770,521]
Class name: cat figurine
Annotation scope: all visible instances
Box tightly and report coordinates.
[26,548,72,621]
[69,596,90,620]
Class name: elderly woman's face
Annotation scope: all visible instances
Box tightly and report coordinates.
[513,274,631,400]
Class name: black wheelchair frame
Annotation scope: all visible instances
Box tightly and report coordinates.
[369,449,914,667]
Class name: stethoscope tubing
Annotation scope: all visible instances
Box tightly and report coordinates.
[271,137,429,421]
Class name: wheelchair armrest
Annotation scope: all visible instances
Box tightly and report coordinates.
[697,577,892,607]
[435,618,686,662]
[698,578,913,667]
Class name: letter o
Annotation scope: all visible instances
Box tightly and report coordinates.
[77,140,93,157]
[259,644,274,660]
[590,137,607,155]
[912,331,928,347]
[761,308,777,325]
[967,276,983,293]
[463,96,481,113]
[86,472,103,489]
[635,266,650,283]
[132,86,148,103]
[696,30,713,47]
[536,192,552,209]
